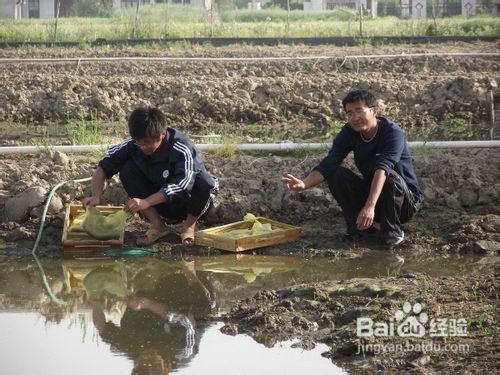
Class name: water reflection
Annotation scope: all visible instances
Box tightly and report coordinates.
[72,258,215,373]
[0,252,489,374]
[0,255,304,374]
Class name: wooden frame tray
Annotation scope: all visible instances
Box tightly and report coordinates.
[195,217,301,252]
[62,259,128,292]
[61,204,125,252]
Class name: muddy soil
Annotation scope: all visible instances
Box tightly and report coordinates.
[0,41,498,141]
[0,148,498,257]
[222,269,498,373]
[0,41,498,373]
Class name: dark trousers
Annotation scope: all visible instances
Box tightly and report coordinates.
[327,166,420,239]
[119,160,213,222]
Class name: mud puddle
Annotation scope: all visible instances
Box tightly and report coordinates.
[0,252,492,373]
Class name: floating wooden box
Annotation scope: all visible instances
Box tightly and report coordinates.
[62,204,125,252]
[195,217,301,252]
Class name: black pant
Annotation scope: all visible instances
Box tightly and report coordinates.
[119,159,213,222]
[327,166,420,239]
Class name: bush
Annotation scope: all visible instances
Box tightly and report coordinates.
[72,0,114,18]
[221,7,357,22]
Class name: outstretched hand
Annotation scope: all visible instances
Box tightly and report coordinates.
[281,173,306,192]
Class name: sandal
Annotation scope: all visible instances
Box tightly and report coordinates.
[136,227,170,246]
[180,228,195,246]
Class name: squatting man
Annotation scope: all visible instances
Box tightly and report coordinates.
[282,90,424,247]
[84,107,218,246]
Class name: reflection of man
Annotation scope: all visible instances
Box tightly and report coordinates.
[91,260,213,374]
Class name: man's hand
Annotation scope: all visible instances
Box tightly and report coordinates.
[356,204,375,230]
[124,198,151,213]
[83,196,100,208]
[282,174,306,192]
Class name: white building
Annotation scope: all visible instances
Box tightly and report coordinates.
[304,0,377,18]
[1,0,54,19]
[0,0,159,19]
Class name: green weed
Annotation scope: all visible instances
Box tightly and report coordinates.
[328,120,344,135]
[213,137,238,158]
[65,114,103,145]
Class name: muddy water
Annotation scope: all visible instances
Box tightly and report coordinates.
[0,252,486,374]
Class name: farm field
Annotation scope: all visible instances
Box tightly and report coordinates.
[0,40,498,373]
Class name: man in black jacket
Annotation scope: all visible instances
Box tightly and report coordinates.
[83,107,218,245]
[282,90,423,247]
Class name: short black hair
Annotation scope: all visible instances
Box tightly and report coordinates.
[342,90,377,110]
[128,107,167,140]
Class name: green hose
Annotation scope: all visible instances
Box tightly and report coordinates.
[32,176,92,306]
[32,176,92,256]
[104,248,155,256]
[31,176,155,305]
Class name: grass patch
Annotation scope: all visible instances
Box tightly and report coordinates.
[437,118,471,139]
[328,120,344,136]
[213,137,238,158]
[65,115,103,145]
[0,7,498,42]
[221,7,357,22]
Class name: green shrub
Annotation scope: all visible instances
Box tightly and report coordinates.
[221,7,357,22]
[72,0,114,18]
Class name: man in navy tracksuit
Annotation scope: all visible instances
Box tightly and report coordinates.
[83,107,218,246]
[282,90,423,247]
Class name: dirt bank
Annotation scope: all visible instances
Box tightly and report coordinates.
[0,41,498,141]
[0,148,498,257]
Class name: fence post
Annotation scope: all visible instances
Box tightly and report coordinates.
[53,0,61,41]
[164,1,169,37]
[210,2,214,38]
[432,0,438,34]
[132,0,141,39]
[359,4,364,37]
[286,0,290,37]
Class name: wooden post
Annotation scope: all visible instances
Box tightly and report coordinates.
[164,1,169,37]
[359,4,364,37]
[53,0,61,41]
[210,2,214,38]
[432,0,437,34]
[286,0,290,37]
[132,0,141,39]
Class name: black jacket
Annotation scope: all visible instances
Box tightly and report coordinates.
[99,128,217,203]
[313,117,424,203]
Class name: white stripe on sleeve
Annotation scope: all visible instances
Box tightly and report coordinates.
[162,142,195,196]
